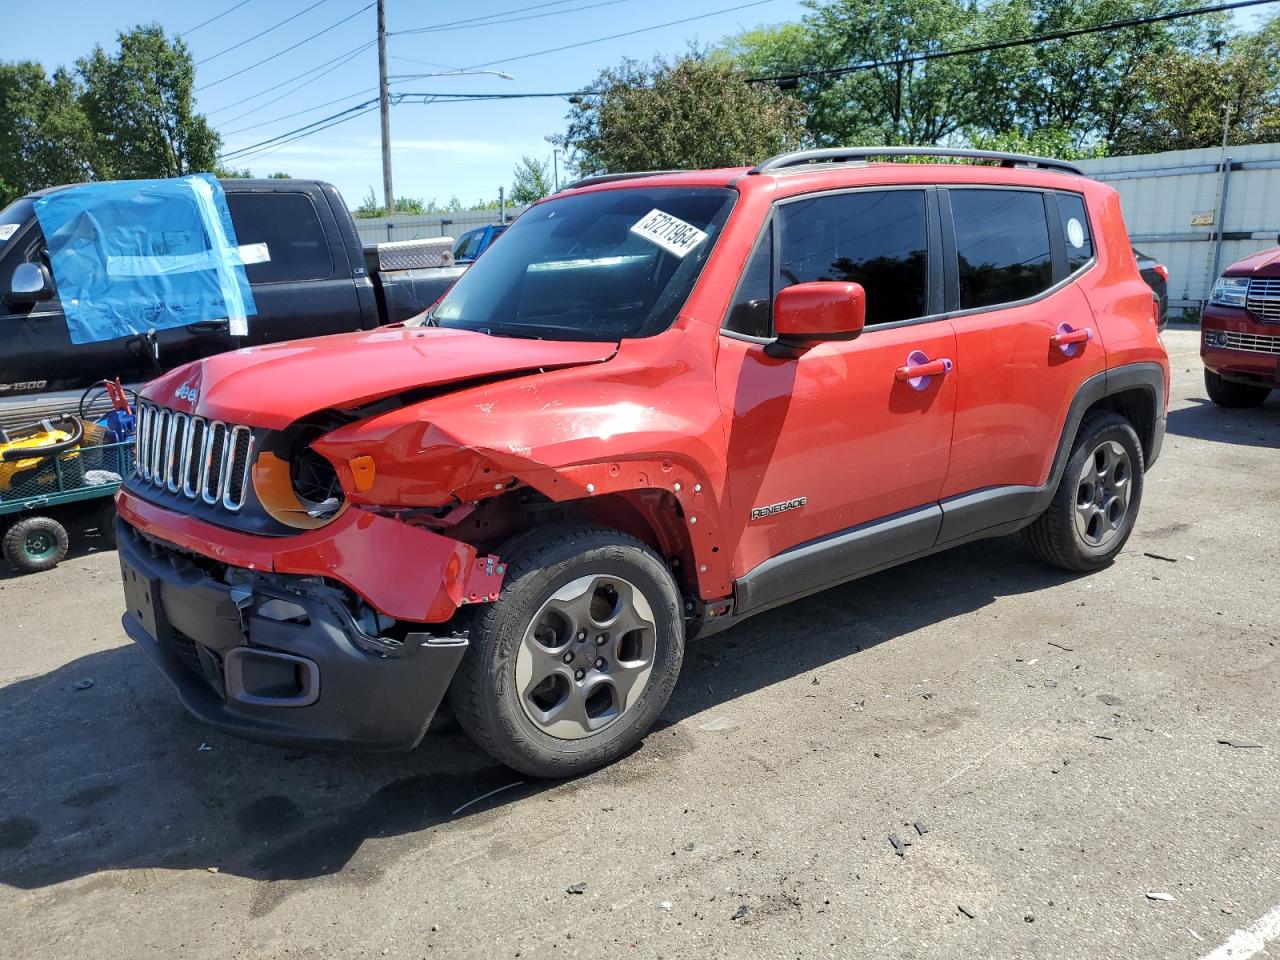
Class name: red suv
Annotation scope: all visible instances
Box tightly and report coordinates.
[116,148,1169,776]
[1202,244,1280,407]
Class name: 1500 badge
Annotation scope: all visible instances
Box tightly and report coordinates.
[750,496,807,521]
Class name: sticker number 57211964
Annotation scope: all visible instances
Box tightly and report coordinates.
[630,209,708,259]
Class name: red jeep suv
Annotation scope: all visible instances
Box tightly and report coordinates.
[1202,244,1280,407]
[116,148,1169,776]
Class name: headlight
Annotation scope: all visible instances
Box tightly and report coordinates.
[1210,276,1249,308]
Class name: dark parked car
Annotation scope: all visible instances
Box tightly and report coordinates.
[0,179,463,428]
[1134,248,1169,330]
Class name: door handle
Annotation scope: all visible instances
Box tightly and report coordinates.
[895,350,953,391]
[1051,322,1093,356]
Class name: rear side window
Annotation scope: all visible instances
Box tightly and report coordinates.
[951,189,1052,309]
[779,190,929,327]
[226,192,332,284]
[1056,192,1094,274]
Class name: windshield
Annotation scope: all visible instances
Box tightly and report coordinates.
[0,198,34,253]
[428,186,736,341]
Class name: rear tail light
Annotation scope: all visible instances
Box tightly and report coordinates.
[1154,264,1169,283]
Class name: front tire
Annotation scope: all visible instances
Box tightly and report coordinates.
[1205,369,1271,408]
[1023,412,1144,572]
[448,525,685,778]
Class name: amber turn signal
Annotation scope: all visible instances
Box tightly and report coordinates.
[349,455,376,492]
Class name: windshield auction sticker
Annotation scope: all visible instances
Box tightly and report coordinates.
[0,224,18,242]
[630,209,708,258]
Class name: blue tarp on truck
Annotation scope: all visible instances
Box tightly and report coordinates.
[33,174,256,345]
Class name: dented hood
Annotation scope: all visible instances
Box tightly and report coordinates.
[143,326,618,429]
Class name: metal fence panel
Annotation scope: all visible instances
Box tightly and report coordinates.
[353,207,528,245]
[1077,143,1280,311]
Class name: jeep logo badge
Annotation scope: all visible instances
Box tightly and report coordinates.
[175,383,198,405]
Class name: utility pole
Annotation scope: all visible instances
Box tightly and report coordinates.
[552,149,560,191]
[377,0,393,215]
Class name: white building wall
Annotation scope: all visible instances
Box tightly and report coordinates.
[1077,143,1280,311]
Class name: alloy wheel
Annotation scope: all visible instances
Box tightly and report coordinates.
[514,574,657,740]
[1074,439,1131,548]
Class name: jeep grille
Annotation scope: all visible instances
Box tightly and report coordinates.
[135,404,254,511]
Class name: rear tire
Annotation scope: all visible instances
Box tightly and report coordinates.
[3,515,70,574]
[448,525,684,778]
[1205,369,1271,408]
[1023,412,1144,572]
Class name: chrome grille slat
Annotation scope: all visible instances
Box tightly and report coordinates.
[1247,278,1280,323]
[133,403,253,512]
[1221,330,1280,355]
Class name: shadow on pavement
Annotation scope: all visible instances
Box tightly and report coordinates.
[1167,395,1280,449]
[0,536,1076,892]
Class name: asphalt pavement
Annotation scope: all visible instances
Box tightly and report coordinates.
[1,327,1277,959]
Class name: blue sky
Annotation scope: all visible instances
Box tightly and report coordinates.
[0,0,809,207]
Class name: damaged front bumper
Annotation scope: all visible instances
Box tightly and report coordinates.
[115,491,504,751]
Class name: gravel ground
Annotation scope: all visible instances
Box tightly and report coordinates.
[1,328,1277,960]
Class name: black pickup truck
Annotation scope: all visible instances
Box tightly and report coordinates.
[0,178,465,427]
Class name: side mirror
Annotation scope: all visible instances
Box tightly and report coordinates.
[773,281,866,346]
[6,262,54,305]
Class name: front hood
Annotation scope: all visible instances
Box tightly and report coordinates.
[1225,245,1280,277]
[144,326,618,429]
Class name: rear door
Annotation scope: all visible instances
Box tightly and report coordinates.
[716,187,958,586]
[939,187,1106,502]
[224,188,361,346]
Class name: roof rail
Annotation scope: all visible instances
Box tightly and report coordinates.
[749,146,1083,177]
[559,170,685,191]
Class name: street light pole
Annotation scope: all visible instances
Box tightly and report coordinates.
[377,0,393,215]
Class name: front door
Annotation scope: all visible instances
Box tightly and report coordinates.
[715,188,958,602]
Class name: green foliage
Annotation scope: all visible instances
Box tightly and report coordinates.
[553,54,807,176]
[970,127,1107,160]
[510,155,553,204]
[1113,16,1280,153]
[213,165,252,179]
[0,25,219,206]
[720,0,1249,154]
[352,187,505,219]
[268,171,292,179]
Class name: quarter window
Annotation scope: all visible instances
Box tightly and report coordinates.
[724,222,774,338]
[1056,192,1094,274]
[225,192,332,284]
[950,189,1053,309]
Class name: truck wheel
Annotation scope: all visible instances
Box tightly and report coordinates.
[449,525,685,778]
[3,515,70,574]
[1205,369,1271,408]
[1023,412,1144,573]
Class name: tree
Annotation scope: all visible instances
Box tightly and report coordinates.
[0,63,96,205]
[723,0,1008,146]
[510,155,552,204]
[1,25,220,205]
[77,25,219,180]
[1113,17,1280,153]
[721,0,1227,152]
[552,55,807,176]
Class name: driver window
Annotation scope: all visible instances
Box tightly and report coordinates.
[778,190,928,328]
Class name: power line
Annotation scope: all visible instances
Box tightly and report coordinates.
[196,0,333,65]
[395,0,629,36]
[205,40,374,118]
[223,103,380,165]
[197,1,376,92]
[394,0,578,36]
[748,0,1280,85]
[223,87,378,136]
[463,0,785,69]
[182,0,256,36]
[218,98,378,161]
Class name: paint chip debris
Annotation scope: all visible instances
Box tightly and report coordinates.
[1146,891,1176,902]
[1217,738,1263,749]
